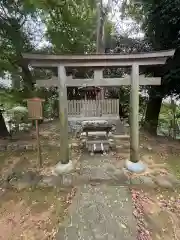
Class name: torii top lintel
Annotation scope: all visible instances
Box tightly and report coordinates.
[23,50,175,68]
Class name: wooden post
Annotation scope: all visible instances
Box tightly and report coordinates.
[58,65,69,164]
[171,98,177,139]
[94,69,102,116]
[130,63,139,163]
[35,119,42,167]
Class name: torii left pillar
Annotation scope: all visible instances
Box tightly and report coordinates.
[58,65,69,164]
[130,63,139,163]
[126,63,146,173]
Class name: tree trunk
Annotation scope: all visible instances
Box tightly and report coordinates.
[144,93,163,135]
[0,111,9,138]
[96,0,104,53]
[18,56,33,93]
[21,63,33,91]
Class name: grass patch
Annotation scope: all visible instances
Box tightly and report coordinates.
[166,155,180,179]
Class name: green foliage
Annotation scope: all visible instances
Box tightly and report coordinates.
[0,88,26,109]
[143,0,180,50]
[158,101,180,137]
[8,106,29,124]
[0,0,39,90]
[123,0,180,111]
[125,0,180,49]
[34,86,59,118]
[34,0,97,53]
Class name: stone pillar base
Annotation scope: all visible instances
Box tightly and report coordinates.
[125,159,146,173]
[53,160,74,175]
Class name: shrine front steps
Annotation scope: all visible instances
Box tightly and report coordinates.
[80,131,130,139]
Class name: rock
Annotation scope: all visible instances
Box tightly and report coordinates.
[113,169,124,176]
[40,174,76,188]
[138,176,155,187]
[104,163,116,172]
[155,176,173,188]
[113,169,128,183]
[39,175,62,187]
[21,171,41,183]
[8,171,41,190]
[61,174,76,187]
[11,181,31,190]
[165,173,180,185]
[130,177,142,185]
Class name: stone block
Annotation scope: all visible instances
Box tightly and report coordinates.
[165,173,180,185]
[39,175,62,188]
[154,176,173,188]
[112,169,129,183]
[61,174,76,187]
[138,176,155,187]
[130,177,142,185]
[9,171,41,190]
[54,160,74,175]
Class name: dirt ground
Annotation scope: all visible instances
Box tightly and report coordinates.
[0,121,80,240]
[0,122,180,239]
[115,132,180,240]
[0,188,77,240]
[141,133,180,240]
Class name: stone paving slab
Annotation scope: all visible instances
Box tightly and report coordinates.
[57,184,136,240]
[57,153,137,239]
[80,154,128,183]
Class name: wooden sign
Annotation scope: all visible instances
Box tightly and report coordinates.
[26,97,45,120]
[25,97,45,168]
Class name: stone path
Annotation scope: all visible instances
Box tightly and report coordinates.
[56,154,137,239]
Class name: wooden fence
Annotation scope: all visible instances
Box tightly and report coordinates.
[68,99,119,118]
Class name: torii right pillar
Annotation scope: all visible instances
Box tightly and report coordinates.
[126,63,146,173]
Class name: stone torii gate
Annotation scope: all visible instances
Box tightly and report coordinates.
[23,50,174,172]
